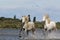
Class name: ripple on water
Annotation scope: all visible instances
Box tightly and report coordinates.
[0,29,60,40]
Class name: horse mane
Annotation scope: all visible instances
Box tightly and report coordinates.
[23,16,29,22]
[44,14,50,24]
[45,15,49,19]
[47,18,51,24]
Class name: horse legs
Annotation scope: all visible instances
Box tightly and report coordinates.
[26,30,30,35]
[44,28,52,33]
[44,28,47,31]
[53,27,57,31]
[19,28,25,37]
[19,28,23,37]
[31,28,35,34]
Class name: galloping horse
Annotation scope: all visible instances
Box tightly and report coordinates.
[22,16,35,35]
[42,14,57,32]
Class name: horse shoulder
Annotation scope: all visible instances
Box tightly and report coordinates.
[28,22,34,25]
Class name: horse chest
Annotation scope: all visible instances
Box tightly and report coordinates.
[23,22,34,30]
[46,22,55,29]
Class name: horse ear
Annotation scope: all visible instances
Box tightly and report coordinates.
[44,13,49,18]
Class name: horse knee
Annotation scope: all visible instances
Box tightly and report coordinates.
[54,27,57,31]
[26,30,29,35]
[32,28,35,32]
[31,28,35,34]
[22,28,25,31]
[44,28,47,31]
[48,30,52,32]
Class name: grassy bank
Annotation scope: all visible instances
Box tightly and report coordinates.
[0,17,60,29]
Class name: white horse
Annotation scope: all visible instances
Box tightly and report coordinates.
[42,14,57,32]
[22,16,35,35]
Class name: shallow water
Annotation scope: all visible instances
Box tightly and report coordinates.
[0,29,60,40]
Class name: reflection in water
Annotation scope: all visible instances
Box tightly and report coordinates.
[0,29,60,40]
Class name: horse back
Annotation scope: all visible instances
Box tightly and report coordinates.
[50,21,56,26]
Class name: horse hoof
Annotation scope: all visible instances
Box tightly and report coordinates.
[19,36,22,37]
[23,28,25,31]
[49,30,51,32]
[45,28,47,31]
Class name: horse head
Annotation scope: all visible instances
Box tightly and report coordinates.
[42,14,49,21]
[22,16,29,24]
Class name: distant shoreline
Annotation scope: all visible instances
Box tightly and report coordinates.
[0,17,60,29]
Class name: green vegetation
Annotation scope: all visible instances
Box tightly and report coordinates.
[0,17,22,29]
[35,21,60,29]
[56,22,60,29]
[0,17,60,29]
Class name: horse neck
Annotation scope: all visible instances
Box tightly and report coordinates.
[45,18,50,24]
[24,21,29,27]
[25,21,28,24]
